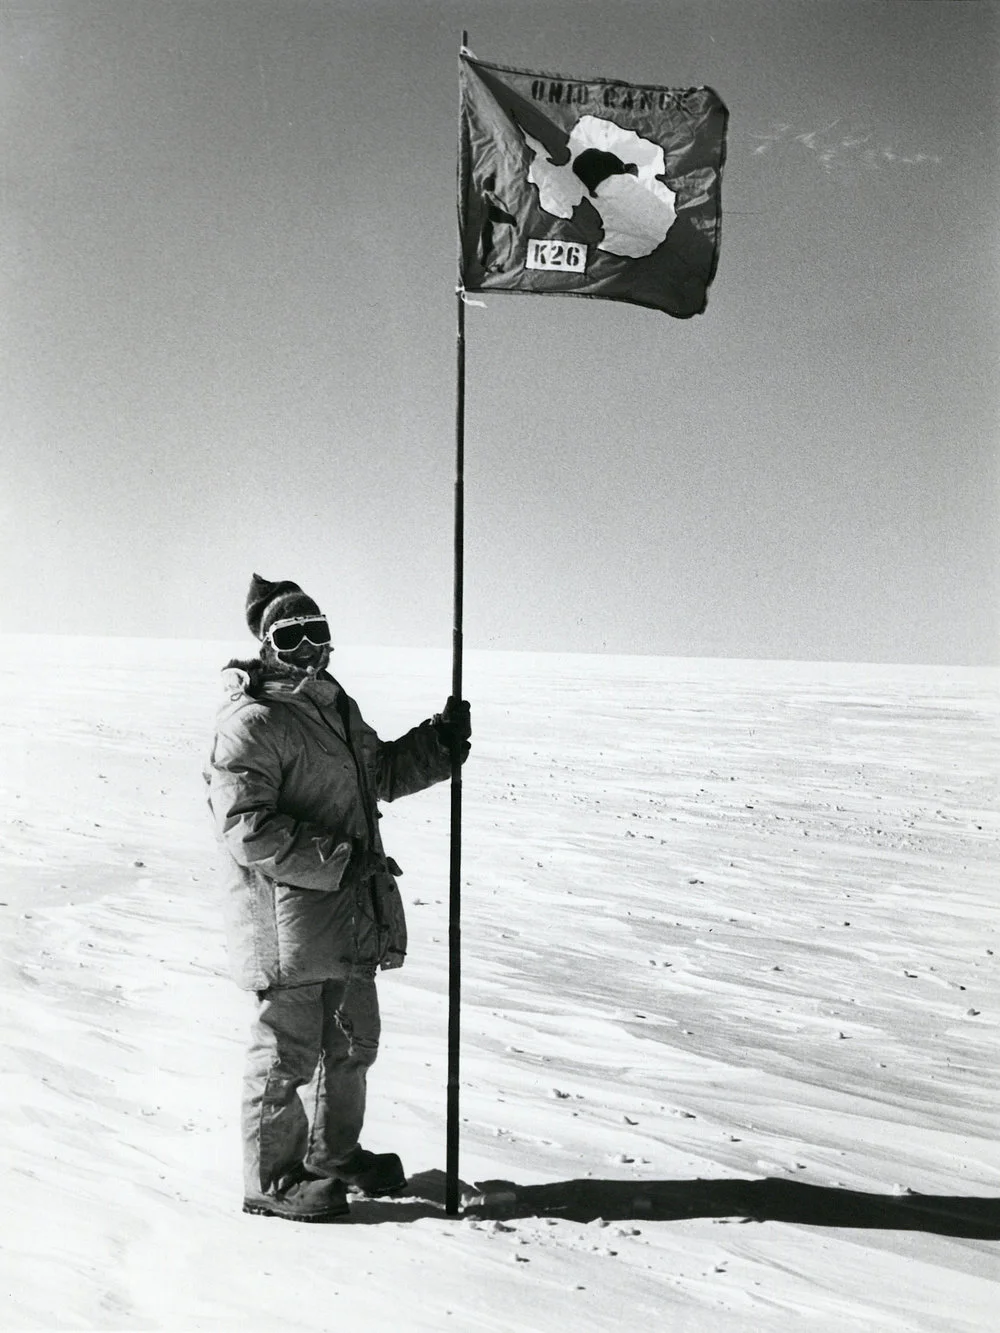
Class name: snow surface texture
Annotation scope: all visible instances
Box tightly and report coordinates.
[0,637,997,1332]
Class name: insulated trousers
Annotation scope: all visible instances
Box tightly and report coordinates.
[242,972,380,1195]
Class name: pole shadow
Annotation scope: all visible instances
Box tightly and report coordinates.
[350,1170,1000,1239]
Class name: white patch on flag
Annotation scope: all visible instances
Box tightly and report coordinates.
[525,239,587,272]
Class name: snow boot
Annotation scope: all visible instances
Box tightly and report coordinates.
[243,1166,350,1223]
[333,1147,407,1197]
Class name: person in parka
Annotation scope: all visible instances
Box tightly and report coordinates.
[205,573,471,1222]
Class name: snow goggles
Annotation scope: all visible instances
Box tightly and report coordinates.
[265,615,332,652]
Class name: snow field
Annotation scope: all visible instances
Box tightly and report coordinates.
[0,638,997,1331]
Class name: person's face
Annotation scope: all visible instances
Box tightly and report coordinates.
[263,615,332,676]
[277,637,331,675]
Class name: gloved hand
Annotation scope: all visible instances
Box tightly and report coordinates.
[433,696,472,758]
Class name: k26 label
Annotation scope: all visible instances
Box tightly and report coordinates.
[526,239,587,272]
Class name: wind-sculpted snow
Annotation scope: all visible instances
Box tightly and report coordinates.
[0,638,997,1330]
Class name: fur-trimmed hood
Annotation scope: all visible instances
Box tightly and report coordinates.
[220,657,338,702]
[221,656,269,699]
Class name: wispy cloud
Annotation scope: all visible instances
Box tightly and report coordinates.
[748,120,941,173]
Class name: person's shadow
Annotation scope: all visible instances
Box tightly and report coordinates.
[351,1171,1000,1239]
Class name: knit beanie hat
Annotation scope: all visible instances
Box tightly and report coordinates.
[245,573,322,641]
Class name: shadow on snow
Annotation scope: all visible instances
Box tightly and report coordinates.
[351,1170,1000,1240]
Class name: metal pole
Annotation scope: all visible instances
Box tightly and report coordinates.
[445,272,466,1218]
[445,34,468,1216]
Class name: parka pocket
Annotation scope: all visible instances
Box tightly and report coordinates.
[371,871,407,965]
[317,838,353,889]
[273,881,356,982]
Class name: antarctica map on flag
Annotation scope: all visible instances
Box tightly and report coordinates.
[524,116,678,260]
[458,54,728,317]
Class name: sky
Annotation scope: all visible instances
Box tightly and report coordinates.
[1,0,997,664]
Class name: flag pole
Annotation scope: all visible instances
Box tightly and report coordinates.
[445,28,469,1220]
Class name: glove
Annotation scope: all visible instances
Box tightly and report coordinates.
[433,696,472,758]
[441,696,471,742]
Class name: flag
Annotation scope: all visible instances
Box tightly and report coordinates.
[458,53,728,318]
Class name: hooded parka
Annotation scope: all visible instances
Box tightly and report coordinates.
[206,659,452,991]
